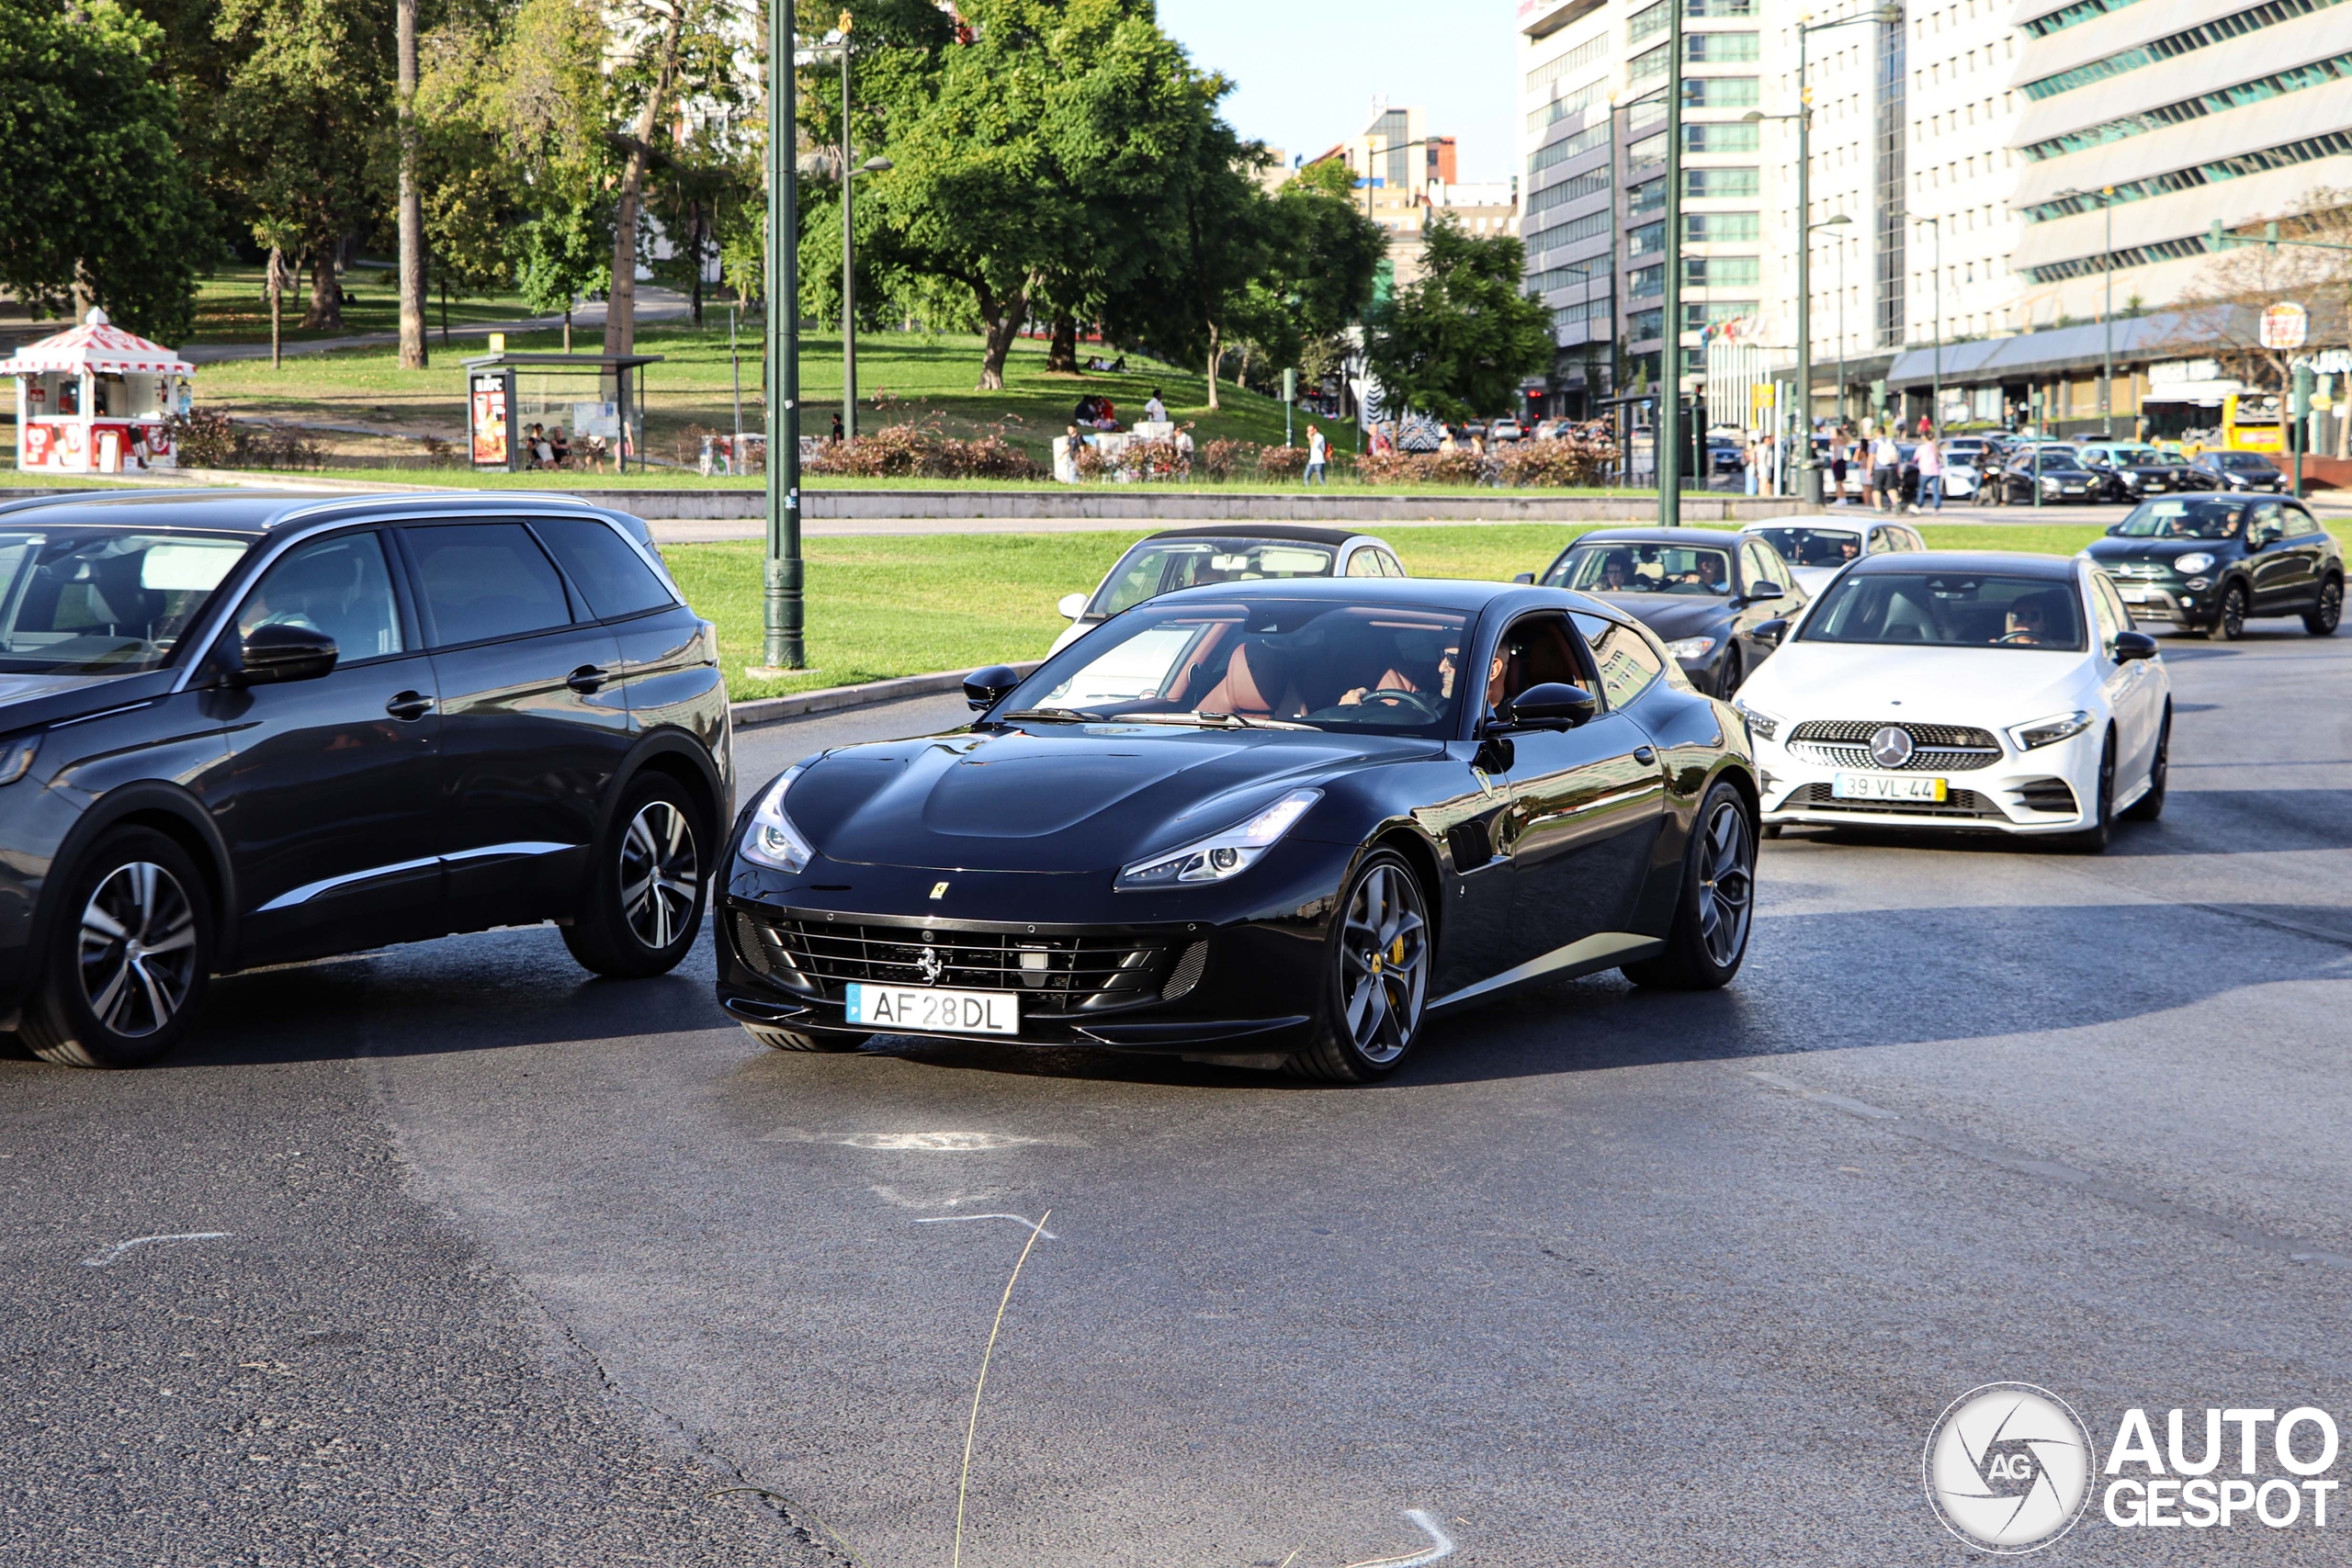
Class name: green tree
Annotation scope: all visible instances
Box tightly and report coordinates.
[0,0,215,338]
[1222,175,1385,393]
[1365,214,1552,424]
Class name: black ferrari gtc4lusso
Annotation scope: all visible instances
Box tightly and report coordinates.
[716,580,1761,1081]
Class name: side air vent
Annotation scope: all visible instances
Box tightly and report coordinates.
[1161,941,1209,1001]
[1446,821,1494,870]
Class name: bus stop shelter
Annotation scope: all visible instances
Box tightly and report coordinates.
[458,350,662,473]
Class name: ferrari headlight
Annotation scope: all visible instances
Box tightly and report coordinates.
[2173,552,2216,575]
[1115,788,1319,889]
[1730,696,1781,742]
[2007,710,2094,751]
[741,762,816,873]
[1664,636,1718,661]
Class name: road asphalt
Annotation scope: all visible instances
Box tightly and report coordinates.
[6,617,2350,1565]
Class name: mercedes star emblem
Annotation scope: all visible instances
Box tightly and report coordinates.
[1870,725,1916,769]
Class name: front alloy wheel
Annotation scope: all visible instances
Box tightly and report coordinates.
[2213,582,2247,641]
[1286,851,1430,1082]
[24,828,212,1068]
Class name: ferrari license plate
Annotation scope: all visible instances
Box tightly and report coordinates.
[1831,773,1949,803]
[844,983,1019,1034]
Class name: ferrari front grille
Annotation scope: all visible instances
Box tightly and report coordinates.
[734,913,1177,1014]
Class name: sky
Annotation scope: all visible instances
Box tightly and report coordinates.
[1156,1,1520,185]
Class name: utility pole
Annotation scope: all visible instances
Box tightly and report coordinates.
[1920,214,1942,437]
[2101,186,2115,437]
[763,0,804,671]
[1659,0,1684,526]
[395,0,425,370]
[839,11,858,444]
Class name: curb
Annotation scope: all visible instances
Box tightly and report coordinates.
[729,660,1044,730]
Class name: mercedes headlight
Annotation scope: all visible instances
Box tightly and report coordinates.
[2173,552,2216,575]
[2007,711,2094,751]
[741,762,816,873]
[1116,788,1319,889]
[1664,636,1718,661]
[1731,696,1782,742]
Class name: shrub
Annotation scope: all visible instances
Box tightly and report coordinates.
[800,419,1046,481]
[1496,434,1612,488]
[163,410,235,469]
[1256,444,1308,479]
[1199,438,1259,480]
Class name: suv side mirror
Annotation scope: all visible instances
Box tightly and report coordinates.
[235,623,339,685]
[1744,581,1785,604]
[1511,571,1535,584]
[1056,592,1089,621]
[2252,523,2284,547]
[964,664,1023,711]
[2105,523,2123,535]
[1492,682,1596,731]
[2112,630,2158,663]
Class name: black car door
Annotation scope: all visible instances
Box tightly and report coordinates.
[2277,504,2329,607]
[2244,501,2300,611]
[394,520,630,931]
[207,526,446,964]
[1490,612,1668,970]
[526,514,718,740]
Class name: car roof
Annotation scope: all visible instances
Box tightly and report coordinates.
[1568,527,1743,546]
[0,485,638,540]
[1736,514,1866,531]
[1137,523,1369,547]
[1145,575,1581,615]
[1849,550,2078,581]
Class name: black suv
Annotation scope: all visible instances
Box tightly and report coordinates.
[2190,450,2288,493]
[2083,493,2343,640]
[2075,442,2216,502]
[0,491,731,1066]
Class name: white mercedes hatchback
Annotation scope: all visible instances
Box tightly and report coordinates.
[1731,552,2171,850]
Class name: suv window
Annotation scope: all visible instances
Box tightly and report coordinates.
[404,524,573,647]
[2284,506,2321,537]
[532,517,675,619]
[1571,611,1663,707]
[237,531,403,660]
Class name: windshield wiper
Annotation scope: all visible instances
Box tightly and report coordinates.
[1125,710,1318,731]
[1001,707,1093,723]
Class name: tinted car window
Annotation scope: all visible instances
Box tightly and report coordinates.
[1547,542,1732,596]
[1571,612,1664,707]
[1089,538,1337,616]
[236,531,403,660]
[1801,571,2086,651]
[1751,526,1861,568]
[0,528,245,674]
[405,524,572,647]
[2285,506,2321,537]
[2115,499,2245,538]
[532,517,675,619]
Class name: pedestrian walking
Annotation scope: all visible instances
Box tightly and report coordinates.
[830,412,844,444]
[1304,423,1329,485]
[1871,431,1902,513]
[1830,434,1850,504]
[1912,429,1944,513]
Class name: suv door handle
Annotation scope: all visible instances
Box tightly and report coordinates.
[1633,746,1657,765]
[567,664,610,694]
[386,691,435,721]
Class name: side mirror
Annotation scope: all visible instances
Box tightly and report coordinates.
[964,664,1022,712]
[2113,630,2158,663]
[235,623,338,685]
[1056,592,1089,621]
[1493,682,1596,731]
[2105,523,2123,535]
[1744,581,1785,604]
[1752,616,1791,649]
[1511,571,1535,585]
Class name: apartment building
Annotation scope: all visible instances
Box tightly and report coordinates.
[2009,0,2352,324]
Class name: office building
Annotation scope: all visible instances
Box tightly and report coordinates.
[1313,107,1518,285]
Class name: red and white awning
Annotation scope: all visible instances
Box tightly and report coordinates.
[6,309,194,377]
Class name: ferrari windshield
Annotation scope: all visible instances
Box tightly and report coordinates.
[1006,598,1472,739]
[1544,542,1732,596]
[1749,527,1861,569]
[2114,499,2245,539]
[1800,571,2087,651]
[1089,537,1338,617]
[0,528,248,674]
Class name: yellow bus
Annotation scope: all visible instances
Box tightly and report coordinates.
[2222,391,2285,454]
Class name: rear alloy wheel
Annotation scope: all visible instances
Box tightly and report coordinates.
[2064,730,2117,853]
[2212,582,2247,641]
[2122,707,2169,823]
[1716,646,1743,698]
[1285,850,1430,1083]
[1624,783,1755,991]
[23,829,211,1068]
[562,774,708,977]
[2305,575,2342,637]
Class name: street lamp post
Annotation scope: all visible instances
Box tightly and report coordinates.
[762,0,803,671]
[2100,186,2115,438]
[1659,0,1684,525]
[1918,213,1942,437]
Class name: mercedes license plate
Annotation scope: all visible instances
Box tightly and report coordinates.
[1831,773,1948,803]
[845,983,1019,1034]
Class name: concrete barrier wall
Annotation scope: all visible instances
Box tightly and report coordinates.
[579,488,1817,523]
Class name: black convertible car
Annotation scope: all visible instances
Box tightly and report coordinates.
[716,580,1760,1082]
[1523,527,1798,696]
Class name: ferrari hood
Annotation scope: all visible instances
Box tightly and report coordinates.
[778,723,1432,873]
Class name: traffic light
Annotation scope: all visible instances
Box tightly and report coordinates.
[2291,362,2315,421]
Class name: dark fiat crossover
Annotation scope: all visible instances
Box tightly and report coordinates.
[717,579,1760,1082]
[0,491,730,1067]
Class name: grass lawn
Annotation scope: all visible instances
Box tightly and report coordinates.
[188,264,539,345]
